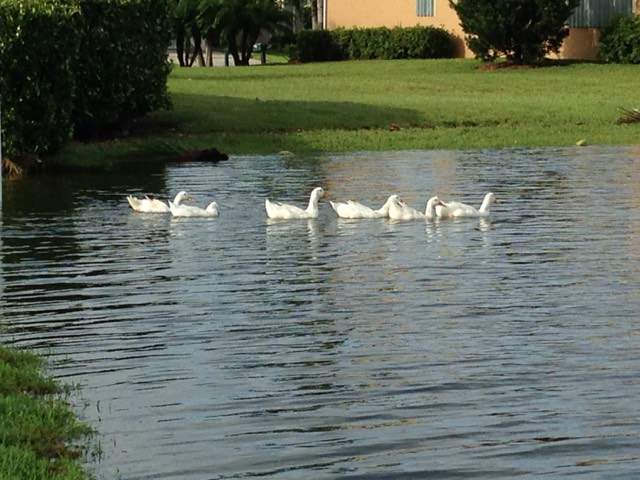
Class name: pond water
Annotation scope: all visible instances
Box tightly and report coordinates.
[2,147,640,479]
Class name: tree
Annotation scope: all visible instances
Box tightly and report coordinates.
[199,0,291,66]
[450,0,580,64]
[175,0,205,67]
[283,0,310,32]
[309,0,324,30]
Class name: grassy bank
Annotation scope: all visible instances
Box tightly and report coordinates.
[58,59,640,168]
[0,346,92,480]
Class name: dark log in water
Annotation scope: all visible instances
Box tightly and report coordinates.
[174,148,229,163]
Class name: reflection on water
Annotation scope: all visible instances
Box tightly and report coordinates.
[2,147,640,479]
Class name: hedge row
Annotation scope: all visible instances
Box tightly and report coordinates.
[0,0,172,160]
[600,16,640,64]
[295,26,456,63]
[0,1,79,157]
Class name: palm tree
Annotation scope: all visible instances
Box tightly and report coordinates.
[175,0,205,66]
[199,0,291,66]
[283,0,307,32]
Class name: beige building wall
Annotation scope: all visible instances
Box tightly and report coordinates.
[325,0,639,60]
[558,28,601,60]
[325,0,469,56]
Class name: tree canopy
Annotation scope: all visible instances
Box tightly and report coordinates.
[175,0,292,66]
[450,0,580,64]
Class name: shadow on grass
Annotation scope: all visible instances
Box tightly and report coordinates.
[151,93,428,135]
[51,94,426,171]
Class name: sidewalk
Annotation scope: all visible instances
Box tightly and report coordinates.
[168,49,264,67]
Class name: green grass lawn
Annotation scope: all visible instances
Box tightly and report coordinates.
[0,347,93,480]
[59,59,640,167]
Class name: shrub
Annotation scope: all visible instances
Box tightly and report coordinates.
[295,26,455,63]
[389,26,456,59]
[0,0,172,161]
[295,30,343,62]
[0,0,80,158]
[450,0,580,64]
[73,0,173,138]
[600,16,640,64]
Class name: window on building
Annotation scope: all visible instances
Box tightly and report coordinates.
[568,0,633,27]
[417,0,435,17]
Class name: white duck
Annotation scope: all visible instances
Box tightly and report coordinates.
[169,200,219,218]
[388,195,444,221]
[436,192,496,218]
[127,191,190,213]
[265,187,325,219]
[329,195,400,219]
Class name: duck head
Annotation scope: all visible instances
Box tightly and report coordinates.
[206,201,219,215]
[311,187,325,200]
[174,191,192,205]
[480,192,497,212]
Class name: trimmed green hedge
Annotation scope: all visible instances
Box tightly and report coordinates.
[0,0,172,160]
[600,16,640,64]
[0,0,79,158]
[295,26,456,63]
[74,0,173,138]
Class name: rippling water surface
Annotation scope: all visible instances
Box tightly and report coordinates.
[2,148,640,479]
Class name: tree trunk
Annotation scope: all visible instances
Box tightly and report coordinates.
[206,41,214,67]
[184,35,193,67]
[227,31,241,66]
[189,26,205,67]
[205,31,218,67]
[176,28,185,67]
[317,0,324,29]
[289,0,305,32]
[239,29,251,65]
[292,4,304,32]
[311,0,319,30]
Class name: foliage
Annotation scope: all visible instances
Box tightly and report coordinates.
[0,0,173,160]
[450,0,580,64]
[73,0,173,138]
[295,30,343,62]
[197,0,292,66]
[175,0,206,67]
[0,0,80,159]
[600,15,640,64]
[295,26,455,62]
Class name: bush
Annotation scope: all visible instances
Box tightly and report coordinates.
[73,0,173,138]
[450,0,580,64]
[295,30,343,62]
[0,0,80,158]
[0,0,172,161]
[389,26,456,59]
[600,16,640,64]
[295,26,455,63]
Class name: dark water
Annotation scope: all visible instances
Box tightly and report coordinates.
[2,147,640,479]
